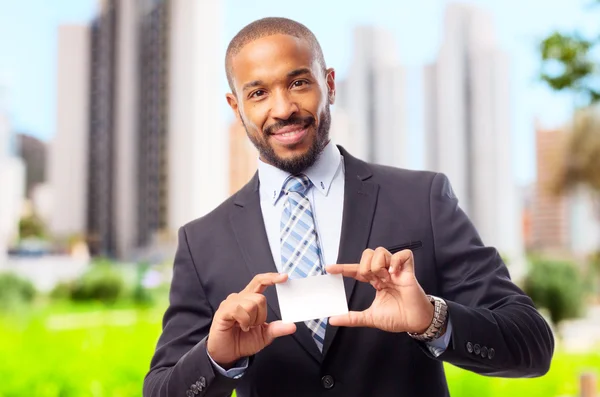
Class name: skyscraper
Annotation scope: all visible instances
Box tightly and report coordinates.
[137,0,170,248]
[530,124,570,252]
[531,122,600,257]
[113,0,140,260]
[87,1,117,257]
[49,24,90,242]
[424,3,523,264]
[77,0,226,259]
[167,0,228,233]
[338,26,407,167]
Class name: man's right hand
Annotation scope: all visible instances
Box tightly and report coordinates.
[206,273,296,368]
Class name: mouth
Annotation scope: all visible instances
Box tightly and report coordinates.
[270,124,310,145]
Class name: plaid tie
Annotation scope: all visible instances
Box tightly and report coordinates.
[280,174,327,351]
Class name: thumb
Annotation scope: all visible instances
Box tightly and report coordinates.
[328,310,370,328]
[391,250,414,275]
[264,320,296,344]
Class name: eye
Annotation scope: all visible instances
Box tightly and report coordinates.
[291,79,309,89]
[249,89,266,99]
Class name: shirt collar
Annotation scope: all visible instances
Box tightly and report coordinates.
[258,140,342,205]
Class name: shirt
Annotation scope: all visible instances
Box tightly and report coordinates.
[209,141,452,378]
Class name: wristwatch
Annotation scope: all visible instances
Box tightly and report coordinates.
[407,295,448,342]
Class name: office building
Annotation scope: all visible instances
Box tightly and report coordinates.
[338,26,407,167]
[49,25,90,241]
[424,3,523,263]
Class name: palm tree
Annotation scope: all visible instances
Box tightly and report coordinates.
[538,8,600,285]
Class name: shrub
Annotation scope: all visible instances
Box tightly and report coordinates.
[69,262,125,304]
[0,272,36,311]
[523,258,584,327]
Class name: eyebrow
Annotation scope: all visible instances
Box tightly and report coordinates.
[287,67,312,78]
[241,68,313,92]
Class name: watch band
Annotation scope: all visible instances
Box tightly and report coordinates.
[407,295,448,342]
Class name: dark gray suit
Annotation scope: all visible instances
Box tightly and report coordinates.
[144,146,554,397]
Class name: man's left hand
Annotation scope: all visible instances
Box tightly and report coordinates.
[326,247,434,334]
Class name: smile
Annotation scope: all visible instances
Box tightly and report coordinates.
[271,127,309,145]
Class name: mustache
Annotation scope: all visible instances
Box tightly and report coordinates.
[264,115,315,136]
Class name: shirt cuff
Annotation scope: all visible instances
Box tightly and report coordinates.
[207,350,249,379]
[425,317,453,357]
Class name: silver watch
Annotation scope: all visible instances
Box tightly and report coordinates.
[407,295,448,342]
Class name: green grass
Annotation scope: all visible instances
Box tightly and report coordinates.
[0,303,163,397]
[0,302,598,397]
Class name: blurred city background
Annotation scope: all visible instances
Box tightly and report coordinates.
[1,0,600,396]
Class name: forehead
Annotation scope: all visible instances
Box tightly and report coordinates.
[230,34,317,88]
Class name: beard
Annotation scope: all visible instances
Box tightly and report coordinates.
[240,104,331,175]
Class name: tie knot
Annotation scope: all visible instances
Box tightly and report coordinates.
[283,174,312,195]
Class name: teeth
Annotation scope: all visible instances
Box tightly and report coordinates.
[281,130,301,137]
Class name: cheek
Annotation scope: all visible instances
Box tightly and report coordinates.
[303,90,326,116]
[239,104,266,134]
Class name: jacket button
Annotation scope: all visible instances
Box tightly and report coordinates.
[466,342,473,353]
[480,346,488,359]
[473,344,481,355]
[322,375,335,389]
[488,348,495,359]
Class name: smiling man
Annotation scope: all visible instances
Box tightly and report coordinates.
[143,17,554,397]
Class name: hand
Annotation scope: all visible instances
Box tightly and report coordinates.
[326,247,434,334]
[207,273,297,368]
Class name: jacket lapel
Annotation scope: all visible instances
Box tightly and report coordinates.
[322,146,379,357]
[229,173,323,364]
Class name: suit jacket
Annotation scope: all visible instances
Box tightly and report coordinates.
[143,146,554,397]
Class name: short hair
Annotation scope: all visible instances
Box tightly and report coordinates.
[225,17,326,94]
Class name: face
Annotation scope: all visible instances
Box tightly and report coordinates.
[226,34,335,175]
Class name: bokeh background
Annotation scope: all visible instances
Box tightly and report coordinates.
[1,0,600,396]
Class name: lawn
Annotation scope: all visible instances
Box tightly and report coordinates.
[0,302,598,397]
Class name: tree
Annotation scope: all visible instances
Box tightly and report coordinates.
[18,213,46,240]
[538,3,600,293]
[538,3,600,227]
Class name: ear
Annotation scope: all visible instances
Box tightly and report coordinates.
[226,93,241,122]
[325,68,336,105]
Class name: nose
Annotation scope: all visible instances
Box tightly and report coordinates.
[270,89,299,120]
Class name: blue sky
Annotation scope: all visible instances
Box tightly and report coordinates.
[0,0,598,185]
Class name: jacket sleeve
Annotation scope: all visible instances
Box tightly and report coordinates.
[143,227,243,397]
[419,173,554,377]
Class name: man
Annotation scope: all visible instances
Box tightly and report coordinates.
[144,17,554,397]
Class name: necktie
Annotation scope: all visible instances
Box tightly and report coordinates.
[280,174,327,351]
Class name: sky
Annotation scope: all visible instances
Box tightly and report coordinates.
[0,0,598,185]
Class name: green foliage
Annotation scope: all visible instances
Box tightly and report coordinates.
[523,258,584,326]
[537,6,600,224]
[0,300,599,397]
[0,304,163,397]
[0,272,36,312]
[50,261,165,308]
[67,261,125,304]
[539,31,599,104]
[18,213,47,240]
[131,263,155,307]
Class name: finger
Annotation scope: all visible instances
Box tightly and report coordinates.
[243,293,268,325]
[244,273,288,294]
[390,250,414,275]
[263,320,297,344]
[328,310,370,328]
[231,304,252,332]
[324,264,368,282]
[359,248,376,282]
[371,247,392,282]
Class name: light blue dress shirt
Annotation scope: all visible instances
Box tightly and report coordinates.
[208,141,452,378]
